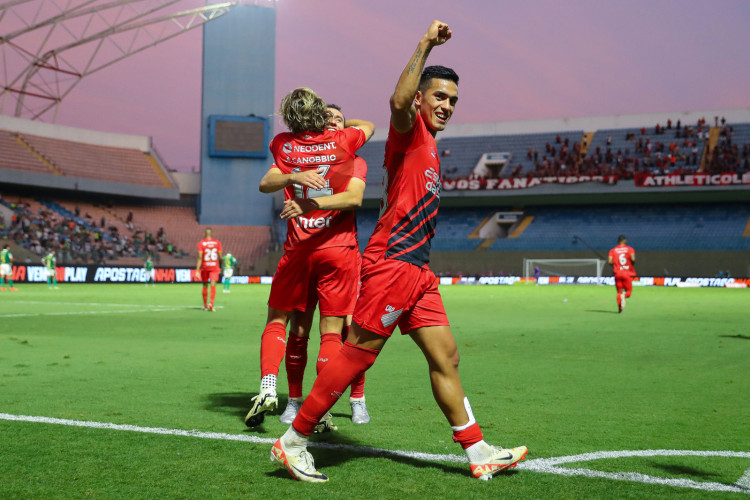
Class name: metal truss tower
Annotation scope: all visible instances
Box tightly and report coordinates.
[0,0,236,120]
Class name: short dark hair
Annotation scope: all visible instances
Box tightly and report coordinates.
[618,235,627,243]
[419,65,459,91]
[326,103,345,122]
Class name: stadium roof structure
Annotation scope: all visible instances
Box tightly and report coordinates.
[0,0,236,121]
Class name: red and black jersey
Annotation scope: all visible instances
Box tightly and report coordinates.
[364,113,440,268]
[270,128,367,252]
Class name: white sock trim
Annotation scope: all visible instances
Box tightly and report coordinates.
[260,374,277,392]
[451,397,476,432]
[281,426,308,453]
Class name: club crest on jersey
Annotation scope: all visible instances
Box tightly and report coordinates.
[283,142,292,154]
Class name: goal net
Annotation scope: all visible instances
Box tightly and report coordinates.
[523,258,605,284]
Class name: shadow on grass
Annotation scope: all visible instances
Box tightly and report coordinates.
[205,392,253,421]
[648,461,720,479]
[585,309,619,314]
[206,392,515,480]
[264,435,515,480]
[719,334,750,340]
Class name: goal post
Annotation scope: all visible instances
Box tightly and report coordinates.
[523,258,606,284]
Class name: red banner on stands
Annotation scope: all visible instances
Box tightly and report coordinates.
[634,172,750,187]
[442,175,617,191]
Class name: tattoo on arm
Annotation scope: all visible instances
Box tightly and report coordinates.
[407,48,424,75]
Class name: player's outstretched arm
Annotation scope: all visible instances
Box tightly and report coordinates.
[344,119,376,142]
[279,178,366,220]
[390,20,451,134]
[259,166,327,193]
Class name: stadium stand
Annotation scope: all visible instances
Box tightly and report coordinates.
[0,130,55,175]
[104,204,269,269]
[1,194,269,270]
[439,131,585,179]
[15,132,170,188]
[488,203,750,252]
[356,139,386,190]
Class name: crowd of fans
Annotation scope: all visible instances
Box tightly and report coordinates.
[0,196,187,264]
[449,117,749,182]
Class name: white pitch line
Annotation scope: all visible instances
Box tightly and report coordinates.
[0,412,467,464]
[1,412,748,494]
[521,450,750,494]
[0,306,192,318]
[8,301,148,307]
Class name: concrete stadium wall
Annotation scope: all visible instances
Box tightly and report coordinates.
[198,5,276,226]
[0,169,179,200]
[0,114,151,150]
[428,250,750,278]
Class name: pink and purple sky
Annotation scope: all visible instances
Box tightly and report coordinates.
[2,0,749,171]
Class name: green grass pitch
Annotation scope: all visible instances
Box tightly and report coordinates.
[1,283,749,499]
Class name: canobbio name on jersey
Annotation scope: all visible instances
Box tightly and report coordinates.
[289,154,337,164]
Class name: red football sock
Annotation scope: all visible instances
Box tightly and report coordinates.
[285,335,308,399]
[452,423,484,449]
[260,322,287,378]
[210,284,216,304]
[293,341,379,436]
[202,287,208,307]
[349,371,366,399]
[339,325,365,397]
[316,333,342,375]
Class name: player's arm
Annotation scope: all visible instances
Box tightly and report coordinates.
[344,119,376,142]
[390,20,451,134]
[280,178,366,219]
[196,251,203,272]
[608,255,614,265]
[259,166,327,193]
[630,252,636,263]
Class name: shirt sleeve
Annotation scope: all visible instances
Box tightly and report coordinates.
[352,156,367,182]
[336,127,367,154]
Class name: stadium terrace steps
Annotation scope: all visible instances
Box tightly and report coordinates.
[488,204,750,251]
[13,134,64,175]
[145,153,174,188]
[0,130,53,175]
[507,215,534,239]
[16,133,165,187]
[110,205,270,269]
[439,131,585,178]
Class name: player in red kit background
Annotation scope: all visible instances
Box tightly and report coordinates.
[196,227,222,312]
[608,234,636,313]
[270,21,527,483]
[244,88,374,429]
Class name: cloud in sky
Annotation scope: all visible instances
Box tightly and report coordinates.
[2,0,749,171]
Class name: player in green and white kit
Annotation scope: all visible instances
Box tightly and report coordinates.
[42,250,58,289]
[0,244,17,291]
[144,255,155,286]
[222,252,237,293]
